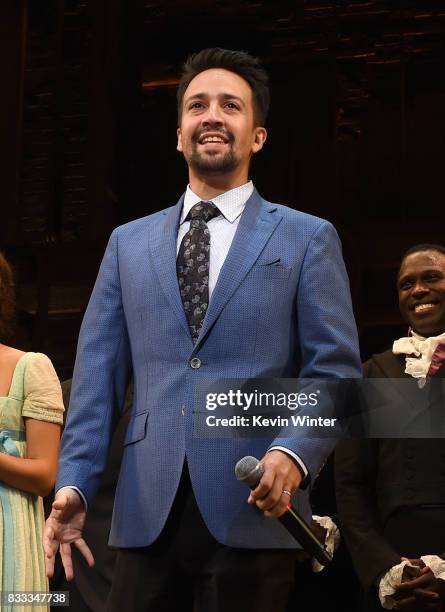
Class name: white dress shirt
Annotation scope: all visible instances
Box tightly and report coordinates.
[177,181,253,297]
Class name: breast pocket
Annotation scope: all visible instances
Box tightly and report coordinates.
[249,258,292,281]
[124,410,149,446]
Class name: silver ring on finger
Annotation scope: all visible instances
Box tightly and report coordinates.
[282,489,292,497]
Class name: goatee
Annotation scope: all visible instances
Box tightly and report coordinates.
[189,149,238,175]
[187,127,237,175]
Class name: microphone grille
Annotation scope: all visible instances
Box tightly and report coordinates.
[235,455,263,487]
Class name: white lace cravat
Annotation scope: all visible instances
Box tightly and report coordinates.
[393,331,445,382]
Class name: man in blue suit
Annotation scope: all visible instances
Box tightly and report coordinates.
[44,48,361,611]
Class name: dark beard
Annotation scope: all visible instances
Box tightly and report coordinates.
[188,147,238,175]
[188,127,237,175]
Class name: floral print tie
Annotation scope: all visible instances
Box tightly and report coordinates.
[177,201,221,343]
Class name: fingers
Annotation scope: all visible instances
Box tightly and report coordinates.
[60,538,96,580]
[74,539,95,568]
[395,577,442,612]
[43,534,57,577]
[401,558,426,568]
[394,595,419,610]
[52,496,68,511]
[43,501,71,578]
[60,542,74,582]
[263,486,294,518]
[42,489,88,582]
[396,570,435,595]
[52,489,82,521]
[248,465,288,517]
[43,523,59,578]
[248,463,276,505]
[247,452,302,518]
[412,588,441,603]
[395,597,441,612]
[45,553,55,579]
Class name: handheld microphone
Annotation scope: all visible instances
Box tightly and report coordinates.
[235,455,333,566]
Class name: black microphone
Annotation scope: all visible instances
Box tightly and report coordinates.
[235,455,333,566]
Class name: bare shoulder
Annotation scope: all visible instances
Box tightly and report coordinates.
[0,344,26,367]
[0,345,27,395]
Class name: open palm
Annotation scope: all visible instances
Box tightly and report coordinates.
[43,488,95,581]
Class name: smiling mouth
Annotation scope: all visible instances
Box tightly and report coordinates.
[199,136,228,145]
[413,303,437,313]
[195,130,231,145]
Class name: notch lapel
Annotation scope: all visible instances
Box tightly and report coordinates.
[367,354,438,435]
[148,195,192,340]
[195,190,283,347]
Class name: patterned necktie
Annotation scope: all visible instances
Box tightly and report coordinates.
[177,201,221,342]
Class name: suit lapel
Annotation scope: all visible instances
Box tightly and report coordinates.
[148,195,192,340]
[435,361,445,379]
[373,352,426,411]
[372,352,440,432]
[195,190,282,348]
[147,190,283,348]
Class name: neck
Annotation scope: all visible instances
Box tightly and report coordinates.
[188,168,249,200]
[411,329,445,340]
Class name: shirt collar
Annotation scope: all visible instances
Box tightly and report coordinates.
[180,181,254,224]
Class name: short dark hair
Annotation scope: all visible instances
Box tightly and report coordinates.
[177,48,270,127]
[0,253,15,339]
[398,243,445,277]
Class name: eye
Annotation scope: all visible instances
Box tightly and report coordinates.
[399,280,413,290]
[189,101,204,110]
[224,101,239,110]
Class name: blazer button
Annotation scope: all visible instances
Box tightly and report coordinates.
[190,357,202,369]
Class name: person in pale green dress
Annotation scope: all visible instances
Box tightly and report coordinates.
[0,253,64,611]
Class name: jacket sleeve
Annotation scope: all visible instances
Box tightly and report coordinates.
[335,437,401,590]
[56,228,132,506]
[269,220,362,485]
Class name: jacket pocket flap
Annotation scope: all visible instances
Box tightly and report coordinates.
[124,411,149,445]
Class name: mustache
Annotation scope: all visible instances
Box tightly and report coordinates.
[191,127,234,144]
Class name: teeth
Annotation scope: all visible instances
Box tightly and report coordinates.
[201,136,225,144]
[415,303,435,312]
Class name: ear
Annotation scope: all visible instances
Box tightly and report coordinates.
[177,127,183,152]
[251,127,267,154]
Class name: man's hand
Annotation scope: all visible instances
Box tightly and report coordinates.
[247,450,303,518]
[43,488,94,581]
[394,564,444,611]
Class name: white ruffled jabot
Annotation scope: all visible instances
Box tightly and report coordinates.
[392,331,445,384]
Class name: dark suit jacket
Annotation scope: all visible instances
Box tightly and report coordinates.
[335,350,445,590]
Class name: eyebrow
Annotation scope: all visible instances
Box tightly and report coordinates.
[185,93,245,105]
[398,268,443,283]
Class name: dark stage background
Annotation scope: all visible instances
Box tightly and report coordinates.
[1,3,444,609]
[1,1,444,379]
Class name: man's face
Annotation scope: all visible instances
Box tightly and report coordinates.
[177,68,266,179]
[398,250,445,336]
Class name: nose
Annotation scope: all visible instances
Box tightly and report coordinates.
[412,279,429,297]
[202,102,224,126]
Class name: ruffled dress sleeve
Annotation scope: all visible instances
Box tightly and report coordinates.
[21,353,64,425]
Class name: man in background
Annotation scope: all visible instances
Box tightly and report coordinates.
[336,244,445,611]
